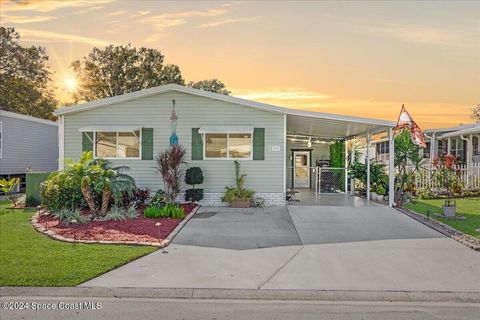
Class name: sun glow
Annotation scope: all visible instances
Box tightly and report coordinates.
[64,76,78,92]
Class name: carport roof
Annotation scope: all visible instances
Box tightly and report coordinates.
[53,84,394,137]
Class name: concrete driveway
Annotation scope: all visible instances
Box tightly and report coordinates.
[81,205,480,293]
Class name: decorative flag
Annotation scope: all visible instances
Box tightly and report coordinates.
[169,99,179,146]
[394,104,427,148]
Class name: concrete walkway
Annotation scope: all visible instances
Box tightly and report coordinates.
[81,206,480,293]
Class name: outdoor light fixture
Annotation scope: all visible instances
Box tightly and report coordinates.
[155,222,162,245]
[71,219,77,245]
[307,137,312,148]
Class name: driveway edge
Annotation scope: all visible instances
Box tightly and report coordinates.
[1,287,478,303]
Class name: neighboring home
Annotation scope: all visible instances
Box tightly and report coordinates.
[370,123,480,165]
[0,110,58,191]
[54,84,395,206]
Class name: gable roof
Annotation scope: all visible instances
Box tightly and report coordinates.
[53,84,394,127]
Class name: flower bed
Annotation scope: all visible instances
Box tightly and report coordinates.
[35,203,198,244]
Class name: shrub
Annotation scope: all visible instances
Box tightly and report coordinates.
[149,190,166,208]
[185,189,204,202]
[376,185,386,196]
[125,206,139,219]
[41,172,86,212]
[161,203,185,219]
[25,195,40,207]
[144,206,163,218]
[121,187,150,209]
[432,155,461,207]
[0,177,21,206]
[416,188,436,200]
[53,208,88,225]
[185,167,204,202]
[104,206,127,221]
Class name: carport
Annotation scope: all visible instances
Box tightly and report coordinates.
[284,110,396,206]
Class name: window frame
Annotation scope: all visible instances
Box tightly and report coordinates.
[93,130,142,160]
[203,132,253,160]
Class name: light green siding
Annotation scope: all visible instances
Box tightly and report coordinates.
[63,92,285,193]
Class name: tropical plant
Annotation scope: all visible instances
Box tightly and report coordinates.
[0,177,21,206]
[149,190,166,208]
[154,145,186,203]
[104,206,127,221]
[432,155,461,207]
[185,167,204,202]
[125,206,139,219]
[41,172,86,212]
[143,206,163,218]
[222,160,255,203]
[394,129,423,204]
[121,187,150,209]
[53,208,87,225]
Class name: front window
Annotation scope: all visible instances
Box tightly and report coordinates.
[205,133,252,159]
[95,130,140,158]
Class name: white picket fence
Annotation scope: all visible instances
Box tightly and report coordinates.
[414,162,480,189]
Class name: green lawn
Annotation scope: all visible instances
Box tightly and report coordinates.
[404,197,480,239]
[0,201,156,286]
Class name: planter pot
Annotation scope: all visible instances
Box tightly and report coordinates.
[230,199,251,208]
[442,205,456,217]
[371,192,377,200]
[376,194,384,202]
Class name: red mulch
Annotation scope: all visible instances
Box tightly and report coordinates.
[37,203,197,243]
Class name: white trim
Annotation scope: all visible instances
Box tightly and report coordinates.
[199,125,254,134]
[0,110,58,126]
[93,130,142,160]
[366,132,371,201]
[59,116,64,170]
[437,125,480,139]
[203,132,253,160]
[388,128,395,207]
[53,84,395,127]
[79,125,142,132]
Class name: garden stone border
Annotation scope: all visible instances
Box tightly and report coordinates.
[397,207,480,251]
[30,205,200,248]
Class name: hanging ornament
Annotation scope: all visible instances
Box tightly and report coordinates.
[169,99,179,146]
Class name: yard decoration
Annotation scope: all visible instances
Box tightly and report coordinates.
[169,99,179,146]
[185,167,204,202]
[222,160,255,208]
[0,177,21,207]
[432,155,462,217]
[154,145,186,203]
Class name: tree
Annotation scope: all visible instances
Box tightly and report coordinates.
[394,129,423,204]
[71,44,185,101]
[0,27,57,120]
[472,104,480,122]
[188,79,231,95]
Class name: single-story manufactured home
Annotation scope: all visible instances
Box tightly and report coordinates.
[54,84,395,206]
[0,110,58,191]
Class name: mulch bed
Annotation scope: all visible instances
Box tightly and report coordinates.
[37,203,197,243]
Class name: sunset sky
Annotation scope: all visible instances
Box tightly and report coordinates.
[1,0,479,128]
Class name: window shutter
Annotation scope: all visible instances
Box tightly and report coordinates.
[253,128,265,160]
[142,128,153,160]
[82,132,93,153]
[191,128,203,160]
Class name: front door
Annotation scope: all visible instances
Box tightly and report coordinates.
[293,151,310,188]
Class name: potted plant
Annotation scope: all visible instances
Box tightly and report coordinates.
[222,160,254,208]
[185,167,204,203]
[370,184,378,200]
[432,155,461,217]
[376,185,386,201]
